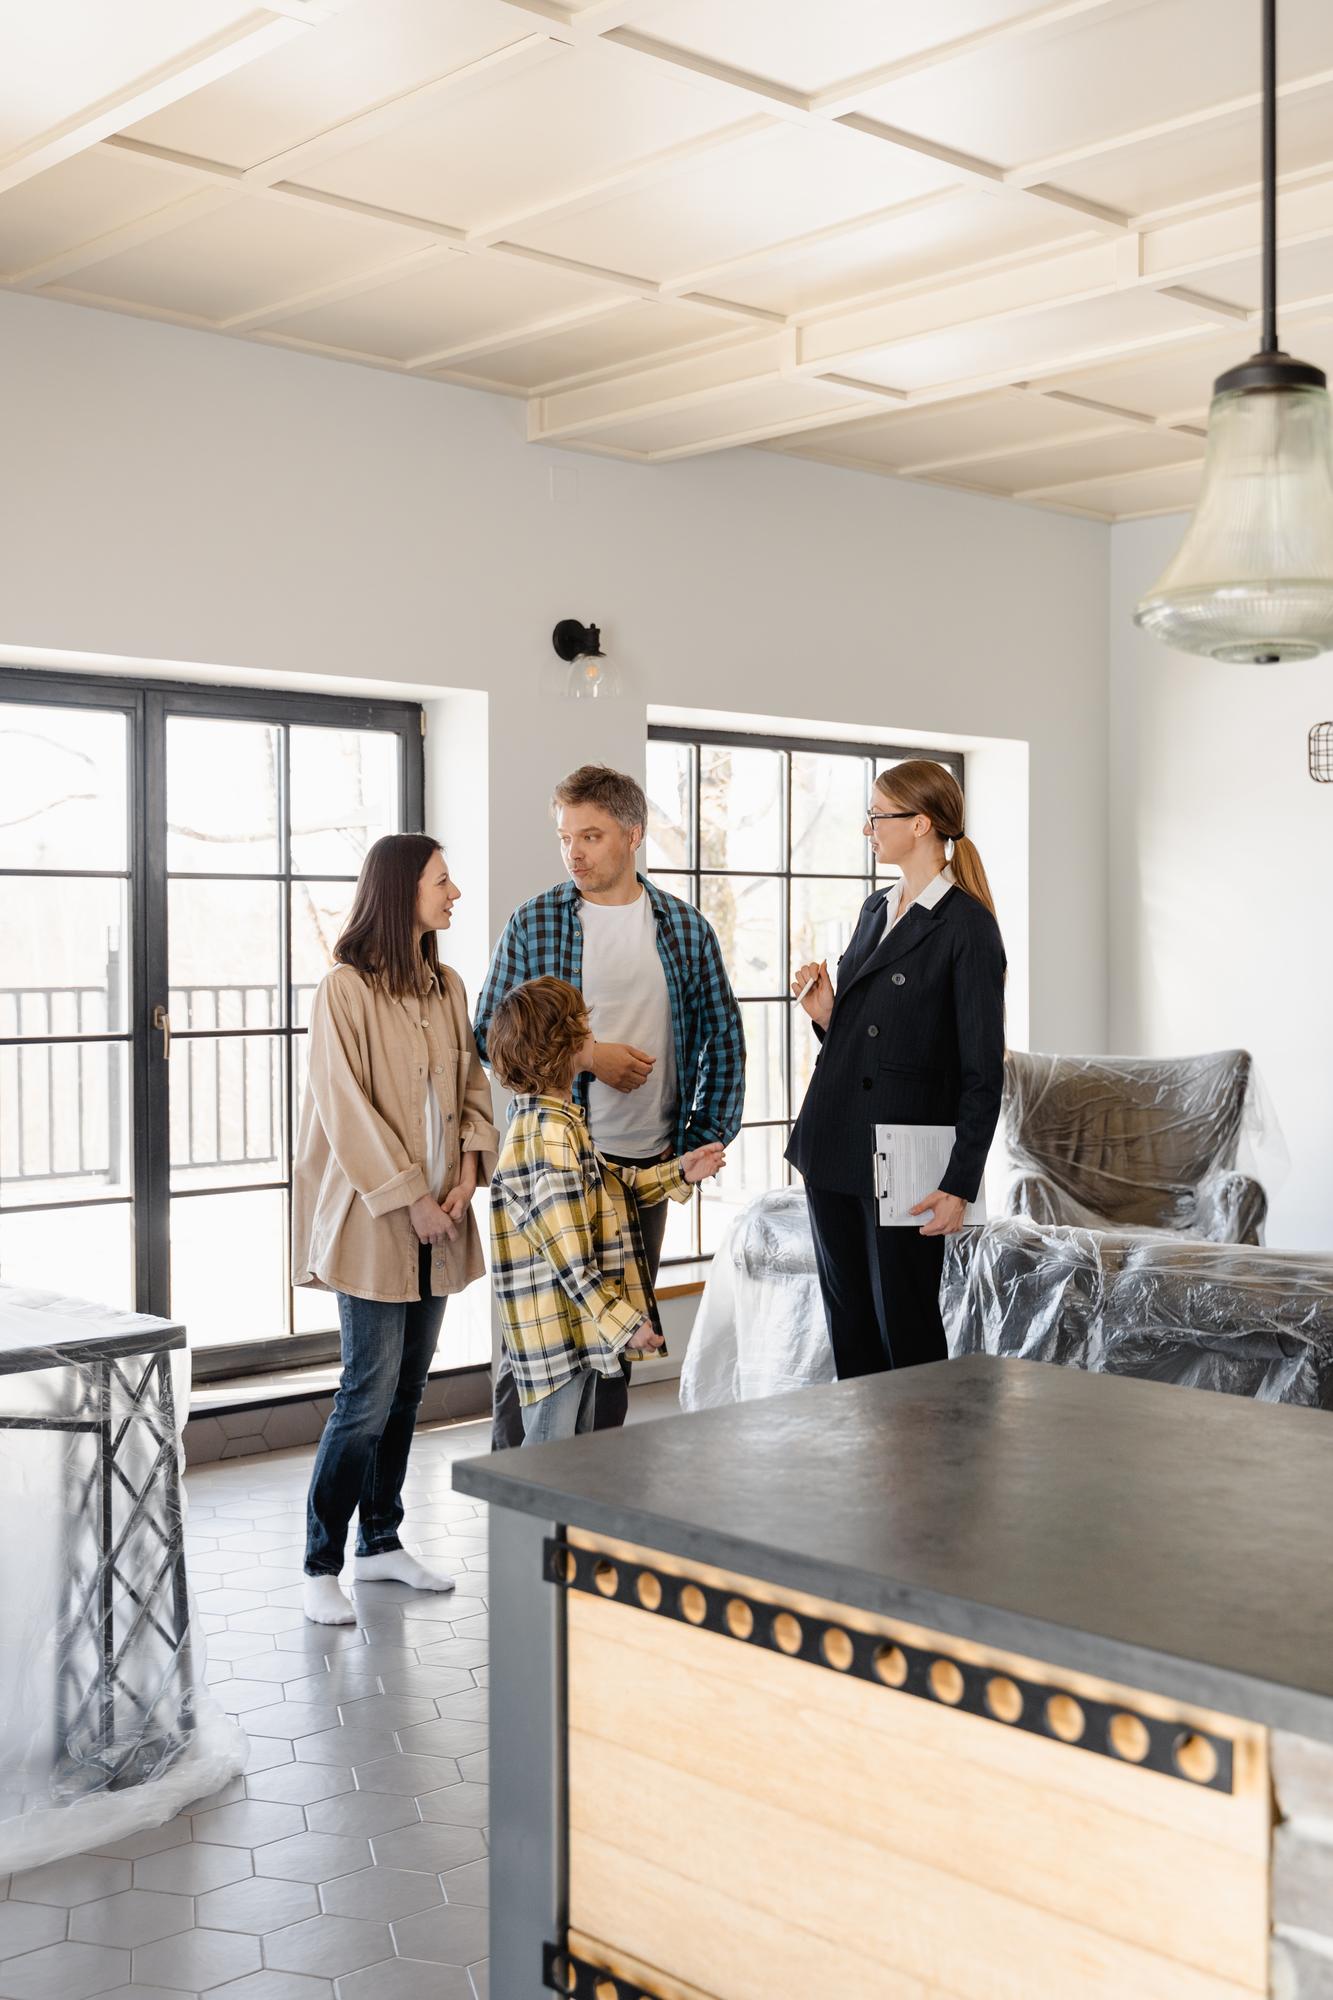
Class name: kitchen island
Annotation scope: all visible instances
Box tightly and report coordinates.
[454,1353,1333,2000]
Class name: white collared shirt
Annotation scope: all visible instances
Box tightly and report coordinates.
[880,865,955,942]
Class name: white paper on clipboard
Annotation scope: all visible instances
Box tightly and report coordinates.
[873,1124,987,1228]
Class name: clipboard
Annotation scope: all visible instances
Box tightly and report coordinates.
[873,1123,987,1228]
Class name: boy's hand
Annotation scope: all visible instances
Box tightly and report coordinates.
[681,1142,725,1184]
[625,1321,665,1353]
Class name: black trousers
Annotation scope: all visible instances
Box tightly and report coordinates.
[804,1185,947,1378]
[490,1158,670,1450]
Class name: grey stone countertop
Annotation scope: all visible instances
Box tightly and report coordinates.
[454,1355,1333,1742]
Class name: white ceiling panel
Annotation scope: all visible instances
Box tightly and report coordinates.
[845,288,1210,395]
[1052,82,1333,223]
[1192,234,1333,313]
[124,0,533,174]
[62,196,426,323]
[0,146,182,278]
[853,0,1333,175]
[628,0,1040,95]
[1020,456,1206,517]
[509,120,960,283]
[942,425,1204,494]
[721,193,1088,318]
[7,0,1333,519]
[300,41,750,235]
[449,305,761,392]
[783,389,1122,468]
[0,0,256,160]
[265,251,620,362]
[1040,330,1262,417]
[586,377,873,456]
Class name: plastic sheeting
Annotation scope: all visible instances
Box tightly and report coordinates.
[679,1190,832,1411]
[1000,1048,1285,1242]
[942,1219,1333,1407]
[0,1282,247,1871]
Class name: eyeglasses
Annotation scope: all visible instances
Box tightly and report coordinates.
[865,808,916,828]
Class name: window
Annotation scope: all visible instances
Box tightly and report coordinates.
[0,671,423,1378]
[645,727,963,1264]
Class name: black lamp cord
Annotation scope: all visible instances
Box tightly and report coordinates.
[1261,0,1278,355]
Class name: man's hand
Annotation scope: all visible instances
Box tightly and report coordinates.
[588,1040,655,1094]
[681,1142,725,1185]
[910,1191,967,1237]
[409,1194,458,1245]
[625,1321,665,1353]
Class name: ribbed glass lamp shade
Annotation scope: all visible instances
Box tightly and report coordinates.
[1133,379,1333,663]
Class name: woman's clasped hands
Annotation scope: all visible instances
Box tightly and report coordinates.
[409,1155,479,1246]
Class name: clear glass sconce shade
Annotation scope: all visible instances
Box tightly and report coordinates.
[565,653,622,700]
[1134,380,1333,663]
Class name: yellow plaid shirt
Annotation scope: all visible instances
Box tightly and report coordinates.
[489,1094,691,1406]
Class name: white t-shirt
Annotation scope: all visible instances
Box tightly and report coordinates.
[580,889,678,1158]
[424,1083,446,1198]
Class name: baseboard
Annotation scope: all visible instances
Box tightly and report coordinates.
[184,1364,492,1465]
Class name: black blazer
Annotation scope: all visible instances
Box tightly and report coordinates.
[786,884,1006,1201]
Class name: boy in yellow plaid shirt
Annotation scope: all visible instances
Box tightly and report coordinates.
[487,977,725,1445]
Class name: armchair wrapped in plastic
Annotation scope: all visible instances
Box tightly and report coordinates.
[942,1221,1333,1407]
[1002,1049,1269,1243]
[0,1282,247,1870]
[679,1189,832,1411]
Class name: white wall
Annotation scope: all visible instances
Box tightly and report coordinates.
[1109,517,1333,1250]
[0,288,1111,1061]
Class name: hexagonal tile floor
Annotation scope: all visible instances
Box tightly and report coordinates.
[0,1418,496,2000]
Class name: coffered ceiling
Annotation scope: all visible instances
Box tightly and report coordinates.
[5,0,1333,519]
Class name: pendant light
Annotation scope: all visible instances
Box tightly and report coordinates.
[1133,0,1333,663]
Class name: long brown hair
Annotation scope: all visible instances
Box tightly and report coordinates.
[335,834,444,997]
[873,761,996,917]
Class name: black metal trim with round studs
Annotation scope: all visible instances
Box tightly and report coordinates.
[543,1942,668,1999]
[545,1536,1235,1795]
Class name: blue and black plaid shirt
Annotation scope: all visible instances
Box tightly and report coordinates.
[473,875,745,1153]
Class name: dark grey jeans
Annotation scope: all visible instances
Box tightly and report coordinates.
[305,1246,444,1575]
[491,1160,670,1450]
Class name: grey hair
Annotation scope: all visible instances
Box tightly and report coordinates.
[550,763,647,833]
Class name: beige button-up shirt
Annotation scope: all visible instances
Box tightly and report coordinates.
[293,963,499,1304]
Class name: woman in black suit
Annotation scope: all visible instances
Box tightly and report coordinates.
[786,760,1006,1377]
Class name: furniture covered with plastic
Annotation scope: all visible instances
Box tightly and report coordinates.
[1001,1048,1267,1242]
[0,1282,246,1869]
[679,1189,831,1411]
[941,1222,1333,1408]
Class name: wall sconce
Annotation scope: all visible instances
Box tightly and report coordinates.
[1309,721,1333,781]
[552,620,622,701]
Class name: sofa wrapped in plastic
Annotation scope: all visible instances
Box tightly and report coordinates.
[679,1189,832,1411]
[0,1282,247,1869]
[1001,1048,1275,1242]
[941,1220,1333,1408]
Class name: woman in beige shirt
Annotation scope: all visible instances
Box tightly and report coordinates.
[293,834,498,1626]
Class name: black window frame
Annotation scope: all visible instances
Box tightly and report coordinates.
[646,724,965,1266]
[0,666,424,1380]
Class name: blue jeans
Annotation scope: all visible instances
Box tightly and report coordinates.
[520,1369,597,1445]
[305,1246,444,1576]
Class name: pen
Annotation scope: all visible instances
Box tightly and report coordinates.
[792,961,826,1005]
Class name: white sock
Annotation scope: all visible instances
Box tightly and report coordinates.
[303,1574,356,1625]
[353,1549,456,1592]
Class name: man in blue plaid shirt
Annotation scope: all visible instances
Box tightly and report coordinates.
[474,763,745,1445]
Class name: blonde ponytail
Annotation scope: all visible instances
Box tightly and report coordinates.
[946,833,996,918]
[872,759,996,918]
